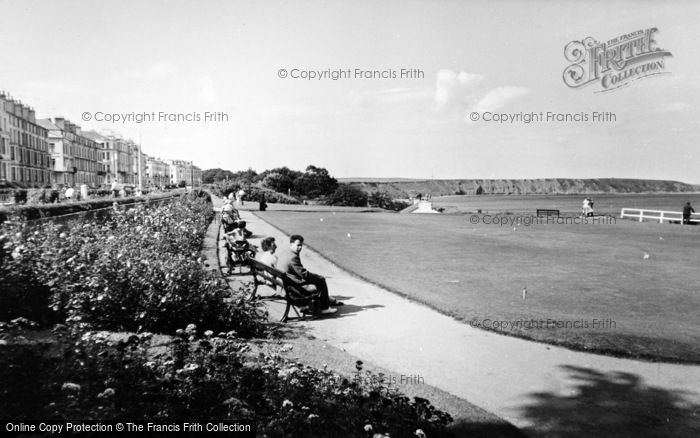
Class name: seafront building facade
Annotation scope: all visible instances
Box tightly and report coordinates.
[0,92,51,188]
[146,156,169,187]
[165,159,202,187]
[1,91,202,190]
[39,118,100,187]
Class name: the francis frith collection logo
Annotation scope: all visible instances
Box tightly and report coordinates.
[563,28,672,92]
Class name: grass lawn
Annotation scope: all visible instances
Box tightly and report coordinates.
[432,193,700,217]
[254,209,700,363]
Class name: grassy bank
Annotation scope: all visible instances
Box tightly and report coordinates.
[254,209,700,363]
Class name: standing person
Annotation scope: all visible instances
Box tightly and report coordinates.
[237,188,245,206]
[259,193,267,211]
[682,202,695,225]
[111,180,119,198]
[582,197,594,217]
[276,235,338,315]
[64,186,75,201]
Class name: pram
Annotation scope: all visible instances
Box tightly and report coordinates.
[223,221,256,275]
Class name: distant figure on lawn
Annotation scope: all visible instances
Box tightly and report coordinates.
[682,202,695,225]
[276,234,338,315]
[582,197,594,217]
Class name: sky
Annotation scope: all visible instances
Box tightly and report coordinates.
[1,0,699,183]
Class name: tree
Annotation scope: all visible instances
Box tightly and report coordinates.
[260,167,301,194]
[202,168,236,184]
[230,168,258,184]
[368,191,411,211]
[325,184,368,207]
[293,165,338,198]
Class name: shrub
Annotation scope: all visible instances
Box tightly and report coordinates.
[368,191,411,211]
[26,188,60,204]
[324,184,368,207]
[0,330,453,437]
[13,190,27,204]
[0,196,266,337]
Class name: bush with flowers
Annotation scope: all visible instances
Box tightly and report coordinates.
[0,326,453,437]
[0,192,265,337]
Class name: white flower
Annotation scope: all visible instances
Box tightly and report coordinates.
[282,399,294,409]
[364,424,373,432]
[97,388,116,398]
[181,363,199,372]
[61,382,81,392]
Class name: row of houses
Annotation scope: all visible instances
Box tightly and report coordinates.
[0,91,202,189]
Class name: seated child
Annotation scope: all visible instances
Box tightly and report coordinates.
[225,221,254,263]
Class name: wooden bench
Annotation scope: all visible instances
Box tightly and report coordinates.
[248,259,322,322]
[536,209,560,217]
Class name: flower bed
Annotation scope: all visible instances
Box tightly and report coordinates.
[0,191,265,338]
[0,327,453,437]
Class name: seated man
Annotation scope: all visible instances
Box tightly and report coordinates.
[276,234,337,315]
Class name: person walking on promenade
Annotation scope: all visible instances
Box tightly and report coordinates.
[111,180,119,198]
[276,234,337,315]
[64,186,75,201]
[259,193,267,211]
[682,202,695,225]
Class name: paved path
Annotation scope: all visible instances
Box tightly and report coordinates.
[232,206,700,436]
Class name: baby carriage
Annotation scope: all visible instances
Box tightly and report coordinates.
[224,221,256,275]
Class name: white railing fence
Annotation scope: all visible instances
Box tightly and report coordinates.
[620,208,700,224]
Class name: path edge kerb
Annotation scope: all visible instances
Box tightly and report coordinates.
[249,211,699,366]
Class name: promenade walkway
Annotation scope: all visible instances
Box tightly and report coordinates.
[223,203,700,437]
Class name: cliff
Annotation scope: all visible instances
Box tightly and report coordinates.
[341,178,700,199]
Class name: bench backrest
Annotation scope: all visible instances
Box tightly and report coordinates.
[249,259,319,302]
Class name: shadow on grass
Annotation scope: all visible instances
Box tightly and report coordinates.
[518,365,700,437]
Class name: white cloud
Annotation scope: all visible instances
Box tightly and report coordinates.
[471,86,530,113]
[435,69,483,107]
